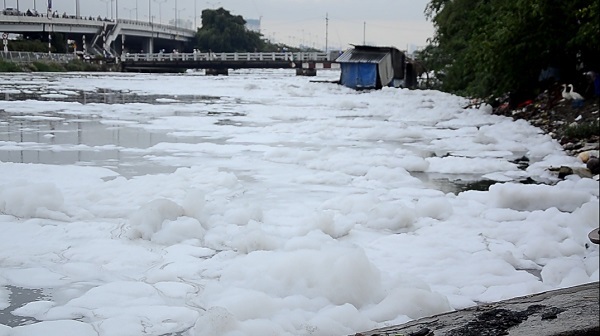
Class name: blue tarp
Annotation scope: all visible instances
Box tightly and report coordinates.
[340,63,378,89]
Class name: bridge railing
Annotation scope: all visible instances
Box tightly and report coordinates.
[118,18,196,35]
[0,51,77,64]
[122,52,330,62]
[0,14,196,35]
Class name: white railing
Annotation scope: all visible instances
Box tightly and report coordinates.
[0,15,196,37]
[0,51,77,63]
[122,52,330,62]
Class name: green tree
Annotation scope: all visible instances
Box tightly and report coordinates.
[13,32,68,53]
[195,8,265,52]
[421,0,599,99]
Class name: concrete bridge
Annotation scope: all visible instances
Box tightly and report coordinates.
[121,51,337,75]
[0,13,195,57]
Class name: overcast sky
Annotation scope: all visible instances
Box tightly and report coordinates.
[14,0,434,51]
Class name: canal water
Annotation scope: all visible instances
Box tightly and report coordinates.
[1,87,521,188]
[1,71,561,334]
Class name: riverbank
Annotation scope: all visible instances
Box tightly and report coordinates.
[0,59,117,72]
[351,95,600,336]
[353,282,599,336]
[491,95,600,156]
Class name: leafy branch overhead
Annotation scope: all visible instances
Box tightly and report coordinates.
[419,0,599,98]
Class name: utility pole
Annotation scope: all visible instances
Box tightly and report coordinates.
[154,0,166,24]
[48,24,52,54]
[76,0,80,19]
[325,13,329,53]
[363,21,366,45]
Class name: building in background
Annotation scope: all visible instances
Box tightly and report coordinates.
[169,18,193,29]
[245,19,261,33]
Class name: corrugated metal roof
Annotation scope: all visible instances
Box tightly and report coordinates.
[335,49,390,64]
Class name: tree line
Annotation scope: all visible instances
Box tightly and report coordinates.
[194,8,310,53]
[417,0,599,101]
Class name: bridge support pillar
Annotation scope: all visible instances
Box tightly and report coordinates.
[206,68,229,76]
[144,38,154,53]
[296,68,317,76]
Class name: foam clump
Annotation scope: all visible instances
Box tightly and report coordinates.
[0,181,67,219]
[126,198,206,244]
[487,182,592,212]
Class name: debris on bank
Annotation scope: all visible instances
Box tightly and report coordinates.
[466,87,600,180]
[489,91,599,155]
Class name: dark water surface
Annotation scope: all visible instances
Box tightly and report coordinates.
[0,286,47,327]
[0,90,234,178]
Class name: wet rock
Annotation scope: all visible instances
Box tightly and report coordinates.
[557,166,573,179]
[586,157,600,174]
[353,282,599,336]
[550,164,594,179]
[445,306,544,336]
[541,307,566,320]
[510,156,530,170]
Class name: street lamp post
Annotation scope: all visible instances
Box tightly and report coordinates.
[176,7,186,28]
[124,7,135,19]
[100,0,110,18]
[153,0,166,24]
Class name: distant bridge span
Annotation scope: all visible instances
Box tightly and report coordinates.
[0,14,195,56]
[120,52,337,74]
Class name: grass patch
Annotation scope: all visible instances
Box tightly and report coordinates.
[0,59,111,72]
[29,61,67,72]
[65,60,105,72]
[0,59,24,72]
[563,120,600,140]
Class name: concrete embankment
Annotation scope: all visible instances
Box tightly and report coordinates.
[354,282,599,336]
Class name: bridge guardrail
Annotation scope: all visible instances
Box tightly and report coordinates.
[0,51,77,64]
[0,14,196,36]
[122,52,330,62]
[118,19,195,35]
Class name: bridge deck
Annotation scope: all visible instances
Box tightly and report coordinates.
[0,15,195,38]
[121,52,333,72]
